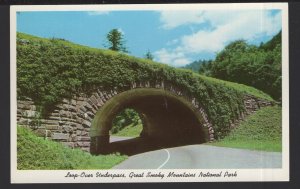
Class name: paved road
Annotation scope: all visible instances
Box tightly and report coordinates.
[113,144,282,169]
[110,136,134,143]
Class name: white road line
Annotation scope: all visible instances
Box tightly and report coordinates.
[157,149,170,169]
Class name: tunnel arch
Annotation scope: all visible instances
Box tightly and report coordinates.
[89,88,213,155]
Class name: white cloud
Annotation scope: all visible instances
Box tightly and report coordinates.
[87,11,110,16]
[160,10,205,29]
[166,39,179,46]
[181,11,282,53]
[154,48,190,67]
[155,10,282,66]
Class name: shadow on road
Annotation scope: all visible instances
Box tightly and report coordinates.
[108,136,203,156]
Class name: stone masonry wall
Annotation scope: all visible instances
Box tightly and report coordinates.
[16,81,273,152]
[227,95,273,131]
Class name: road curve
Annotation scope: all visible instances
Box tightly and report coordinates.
[113,144,282,169]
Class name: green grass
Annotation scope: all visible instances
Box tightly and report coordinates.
[210,106,282,152]
[112,123,143,137]
[17,126,127,170]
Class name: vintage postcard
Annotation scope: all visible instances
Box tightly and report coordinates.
[10,3,289,183]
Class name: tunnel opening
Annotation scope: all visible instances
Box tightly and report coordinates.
[110,108,143,137]
[90,88,208,156]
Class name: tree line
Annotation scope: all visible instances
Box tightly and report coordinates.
[198,31,282,101]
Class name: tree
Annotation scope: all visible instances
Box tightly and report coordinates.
[144,50,154,60]
[105,29,128,53]
[200,31,282,100]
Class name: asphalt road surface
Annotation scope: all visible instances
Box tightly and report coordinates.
[110,136,134,143]
[113,144,282,169]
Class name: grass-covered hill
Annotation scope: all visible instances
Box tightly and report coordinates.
[17,126,126,170]
[17,32,273,139]
[211,106,282,152]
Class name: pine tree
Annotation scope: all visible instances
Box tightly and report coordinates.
[105,29,128,53]
[145,50,154,60]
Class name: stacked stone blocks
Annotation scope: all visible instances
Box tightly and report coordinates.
[16,81,273,152]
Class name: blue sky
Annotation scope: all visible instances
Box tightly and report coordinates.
[17,9,282,67]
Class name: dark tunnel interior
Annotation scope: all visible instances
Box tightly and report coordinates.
[107,95,207,156]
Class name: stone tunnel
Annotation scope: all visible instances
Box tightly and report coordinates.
[16,80,273,155]
[89,88,209,155]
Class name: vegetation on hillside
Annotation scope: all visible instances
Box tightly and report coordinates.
[211,106,282,152]
[110,108,143,138]
[17,32,273,139]
[199,31,282,100]
[112,123,143,137]
[181,59,212,73]
[17,126,127,170]
[111,108,141,134]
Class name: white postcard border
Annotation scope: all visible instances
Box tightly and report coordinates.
[10,3,289,183]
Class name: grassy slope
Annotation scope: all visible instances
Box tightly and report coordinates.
[112,123,143,137]
[17,126,127,170]
[210,106,282,152]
